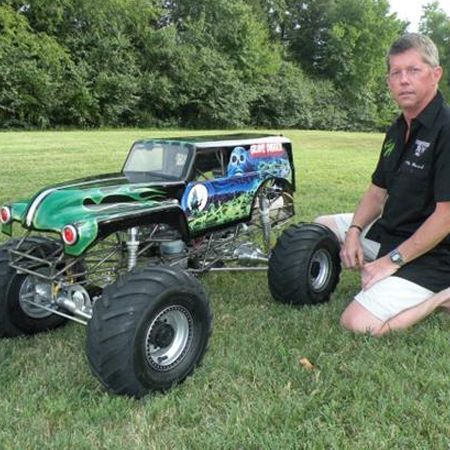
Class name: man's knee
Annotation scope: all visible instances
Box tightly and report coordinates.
[314,214,334,227]
[314,214,340,238]
[340,306,361,331]
[340,300,383,335]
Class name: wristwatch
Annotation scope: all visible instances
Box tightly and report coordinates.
[389,248,405,267]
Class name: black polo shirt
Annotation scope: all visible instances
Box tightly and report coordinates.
[366,91,450,292]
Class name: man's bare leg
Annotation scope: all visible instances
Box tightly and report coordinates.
[314,215,342,242]
[375,287,450,336]
[340,300,385,334]
[341,288,450,336]
[317,215,450,334]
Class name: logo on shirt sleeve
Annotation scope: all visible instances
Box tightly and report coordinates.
[413,139,430,157]
[382,139,395,158]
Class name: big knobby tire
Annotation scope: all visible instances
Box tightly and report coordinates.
[268,223,341,305]
[86,265,213,398]
[0,237,68,337]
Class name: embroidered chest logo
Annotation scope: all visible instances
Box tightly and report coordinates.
[413,139,430,157]
[382,139,395,158]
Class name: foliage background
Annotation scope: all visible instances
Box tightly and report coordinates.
[1,0,450,131]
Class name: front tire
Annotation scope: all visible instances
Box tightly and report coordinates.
[268,223,341,305]
[0,237,68,337]
[86,265,212,398]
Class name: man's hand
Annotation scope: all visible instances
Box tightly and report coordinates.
[361,256,398,290]
[340,228,364,269]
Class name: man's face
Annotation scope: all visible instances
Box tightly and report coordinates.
[387,48,442,116]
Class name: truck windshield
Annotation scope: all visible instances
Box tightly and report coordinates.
[123,141,191,179]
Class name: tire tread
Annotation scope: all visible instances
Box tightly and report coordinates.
[268,223,341,305]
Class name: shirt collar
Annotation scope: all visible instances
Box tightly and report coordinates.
[396,91,444,130]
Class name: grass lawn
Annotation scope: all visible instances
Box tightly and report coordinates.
[0,129,448,449]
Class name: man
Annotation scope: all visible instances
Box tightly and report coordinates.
[315,33,450,336]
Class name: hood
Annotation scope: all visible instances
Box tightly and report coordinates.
[11,173,183,256]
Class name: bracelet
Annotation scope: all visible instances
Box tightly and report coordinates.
[348,224,363,233]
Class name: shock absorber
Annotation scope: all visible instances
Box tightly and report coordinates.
[259,192,271,253]
[127,227,140,271]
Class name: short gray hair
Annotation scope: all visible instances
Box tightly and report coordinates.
[386,33,440,69]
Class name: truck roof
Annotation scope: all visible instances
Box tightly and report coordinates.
[136,133,291,149]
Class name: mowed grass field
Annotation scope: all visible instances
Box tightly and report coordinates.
[0,130,448,449]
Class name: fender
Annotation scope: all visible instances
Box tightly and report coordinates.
[98,203,190,241]
[64,201,190,256]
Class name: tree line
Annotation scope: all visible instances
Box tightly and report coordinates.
[1,0,449,130]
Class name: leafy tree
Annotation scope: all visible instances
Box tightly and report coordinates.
[246,0,290,42]
[0,0,412,129]
[263,0,404,129]
[419,1,450,101]
[168,0,281,83]
[323,0,402,90]
[286,0,335,75]
[139,0,283,127]
[321,0,403,128]
[251,62,314,128]
[176,46,252,128]
[251,60,350,130]
[4,0,158,126]
[0,4,72,127]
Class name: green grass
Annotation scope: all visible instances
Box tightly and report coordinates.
[0,130,449,449]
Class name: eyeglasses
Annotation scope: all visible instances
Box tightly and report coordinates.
[388,66,428,81]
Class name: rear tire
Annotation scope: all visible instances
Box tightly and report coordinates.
[86,265,212,398]
[268,223,341,305]
[0,237,68,337]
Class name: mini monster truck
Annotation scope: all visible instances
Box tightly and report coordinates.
[0,133,340,398]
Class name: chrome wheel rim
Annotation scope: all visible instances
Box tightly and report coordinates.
[145,305,193,371]
[18,275,53,319]
[309,249,332,292]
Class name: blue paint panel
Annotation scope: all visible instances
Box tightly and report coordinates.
[181,144,292,232]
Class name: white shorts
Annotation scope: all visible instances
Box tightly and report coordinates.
[354,277,434,322]
[332,213,435,322]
